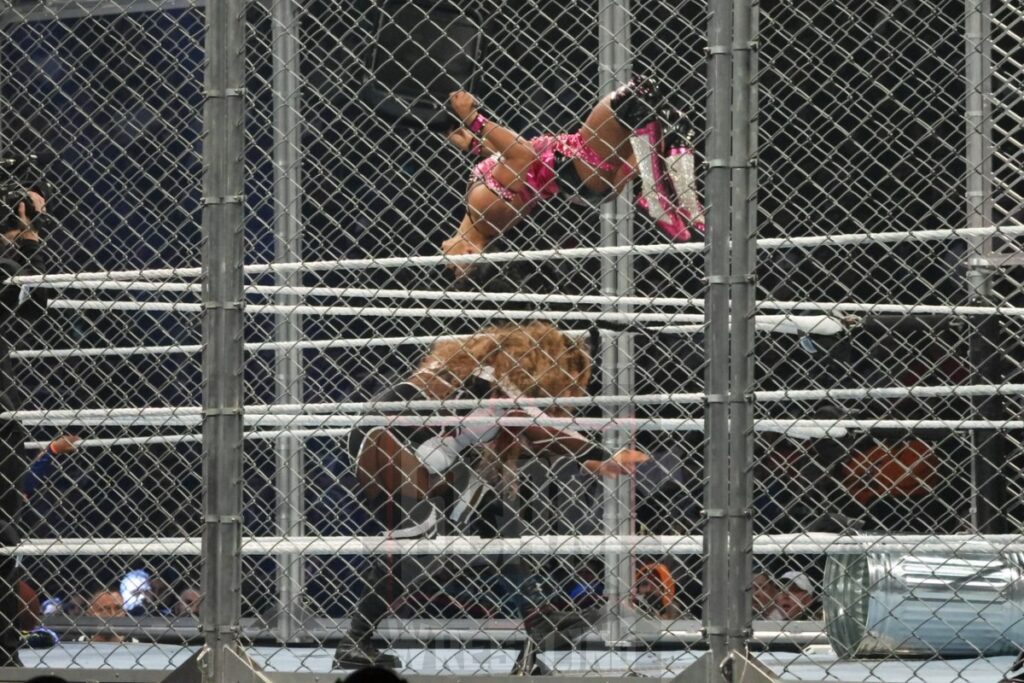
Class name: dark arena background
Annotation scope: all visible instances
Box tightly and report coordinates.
[0,0,1020,681]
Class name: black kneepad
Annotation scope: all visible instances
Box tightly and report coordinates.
[363,383,434,448]
[370,382,422,406]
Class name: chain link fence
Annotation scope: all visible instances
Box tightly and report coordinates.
[753,1,1024,682]
[0,0,1017,681]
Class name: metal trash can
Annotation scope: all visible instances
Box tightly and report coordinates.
[824,551,1024,657]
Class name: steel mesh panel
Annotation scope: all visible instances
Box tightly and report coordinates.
[0,1,206,665]
[752,0,1024,681]
[236,0,712,674]
[0,0,1011,680]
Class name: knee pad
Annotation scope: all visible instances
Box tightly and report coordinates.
[369,382,422,411]
[369,382,435,448]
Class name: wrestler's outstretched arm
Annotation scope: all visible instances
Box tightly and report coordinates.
[505,409,650,476]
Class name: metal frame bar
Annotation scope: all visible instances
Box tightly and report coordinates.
[727,0,756,659]
[965,0,1007,533]
[271,0,308,644]
[597,0,636,648]
[720,5,777,683]
[700,0,734,678]
[0,672,663,683]
[34,616,830,644]
[200,0,247,679]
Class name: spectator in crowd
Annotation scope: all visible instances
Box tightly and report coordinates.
[83,589,126,643]
[87,590,125,619]
[1002,650,1024,683]
[565,559,604,610]
[15,433,80,647]
[119,568,176,617]
[344,667,407,683]
[14,581,39,632]
[841,437,941,532]
[10,578,57,650]
[0,184,54,666]
[119,569,153,617]
[173,587,202,618]
[40,597,61,618]
[634,562,682,619]
[42,594,86,619]
[769,571,817,621]
[752,406,864,535]
[21,434,81,500]
[66,594,87,618]
[751,572,778,619]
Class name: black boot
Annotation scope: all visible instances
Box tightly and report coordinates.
[333,631,401,670]
[510,606,601,676]
[524,605,601,648]
[609,76,668,131]
[509,566,600,677]
[660,107,695,152]
[333,561,403,671]
[497,504,600,676]
[511,637,550,676]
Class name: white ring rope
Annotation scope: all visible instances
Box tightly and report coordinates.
[5,394,709,421]
[45,295,1024,322]
[47,299,710,324]
[9,383,1024,425]
[7,412,699,430]
[41,281,1024,320]
[26,404,1008,450]
[12,224,1022,286]
[6,533,1023,557]
[19,296,1016,360]
[45,301,860,336]
[758,383,1024,402]
[8,409,1024,435]
[10,330,595,360]
[6,412,847,438]
[20,422,838,450]
[9,317,844,361]
[23,428,356,451]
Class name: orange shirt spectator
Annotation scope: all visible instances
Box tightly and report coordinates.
[634,562,680,619]
[842,439,939,506]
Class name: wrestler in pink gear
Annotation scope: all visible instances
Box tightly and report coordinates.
[441,79,703,279]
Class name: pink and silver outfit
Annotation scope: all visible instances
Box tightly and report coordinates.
[469,132,623,208]
[463,109,705,242]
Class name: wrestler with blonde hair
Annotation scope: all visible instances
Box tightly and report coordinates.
[334,321,649,672]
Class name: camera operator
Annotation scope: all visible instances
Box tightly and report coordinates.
[0,175,53,667]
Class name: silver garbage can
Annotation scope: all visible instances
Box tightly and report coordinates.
[824,550,1024,657]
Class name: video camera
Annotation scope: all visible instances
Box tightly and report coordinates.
[0,152,56,235]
